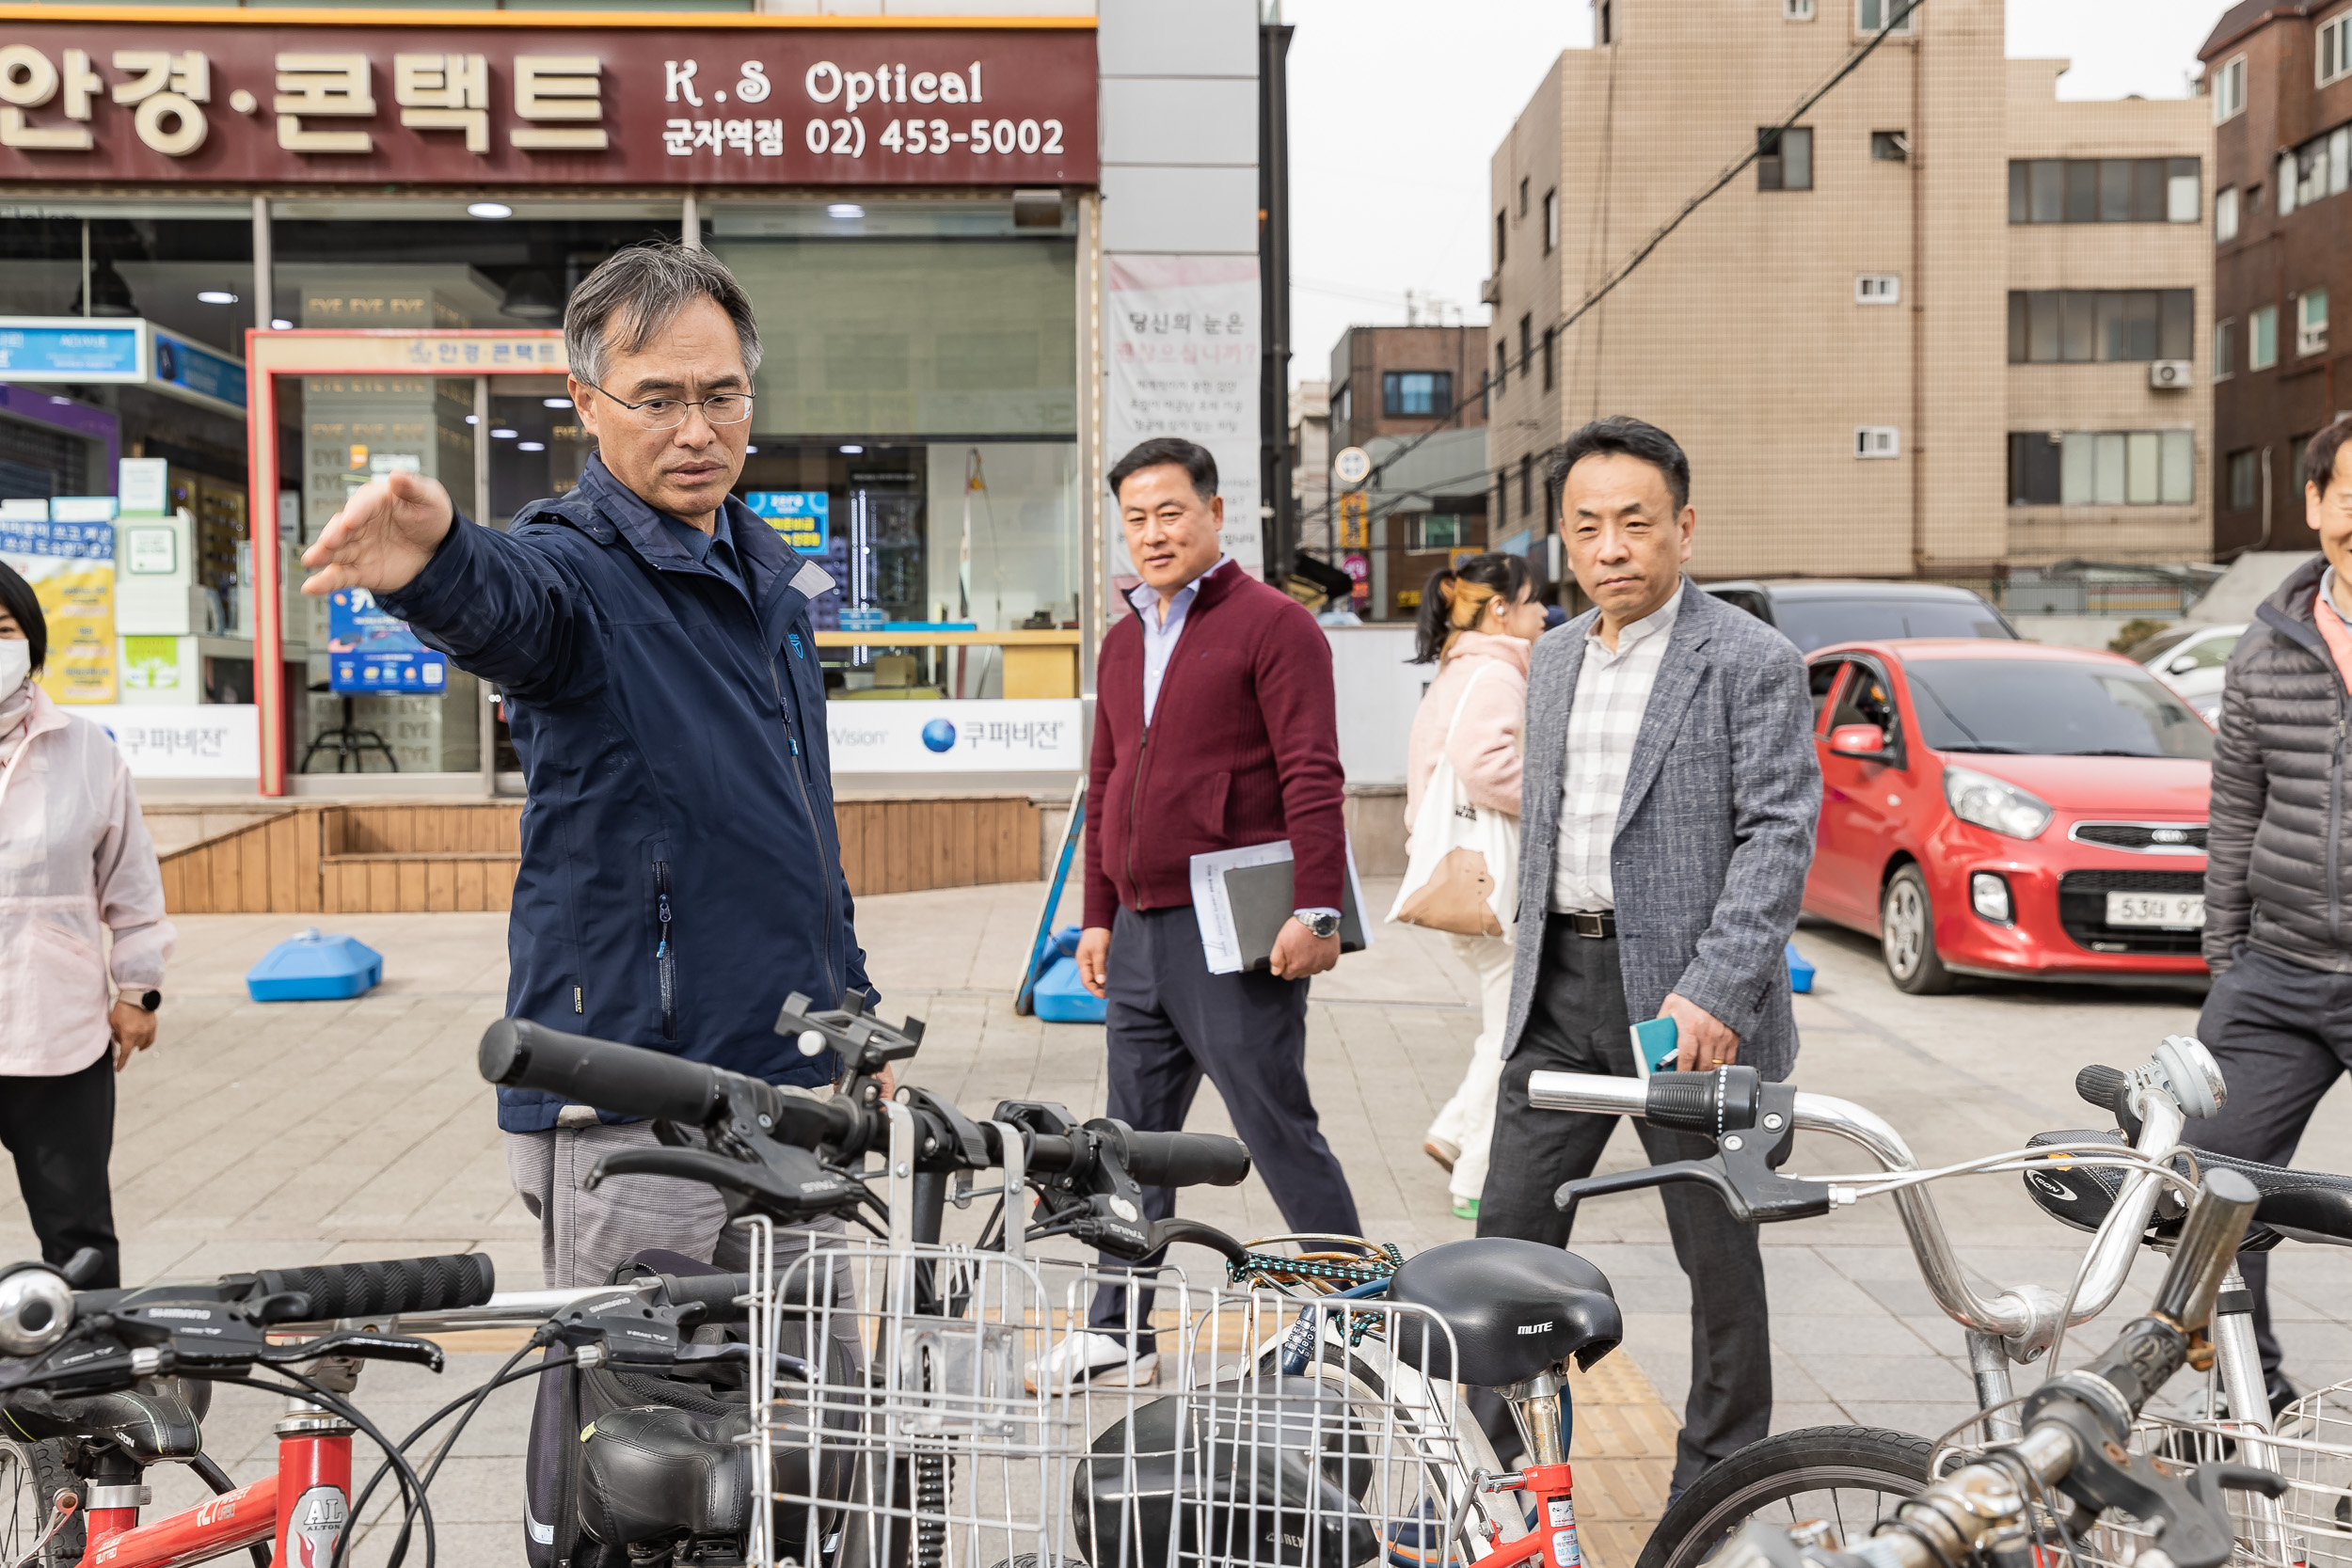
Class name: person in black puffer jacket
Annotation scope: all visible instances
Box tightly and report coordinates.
[2198,414,2352,1415]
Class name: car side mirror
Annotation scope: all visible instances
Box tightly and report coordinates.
[1828,722,1895,762]
[2167,653,2199,674]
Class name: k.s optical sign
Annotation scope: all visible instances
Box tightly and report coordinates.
[0,14,1097,186]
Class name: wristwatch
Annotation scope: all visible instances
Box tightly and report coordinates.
[1292,910,1342,940]
[130,990,161,1013]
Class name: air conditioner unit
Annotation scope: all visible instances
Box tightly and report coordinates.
[1479,277,1502,307]
[1854,425,1901,459]
[2149,359,2194,389]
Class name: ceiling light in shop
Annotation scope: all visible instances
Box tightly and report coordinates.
[468,201,514,219]
[839,444,864,454]
[499,270,564,321]
[491,428,519,439]
[270,318,292,330]
[827,203,865,218]
[744,445,758,454]
[517,441,546,452]
[197,290,238,305]
[465,414,480,425]
[542,397,572,408]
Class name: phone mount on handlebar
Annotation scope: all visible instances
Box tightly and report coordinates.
[1552,1068,1835,1227]
[777,990,924,1086]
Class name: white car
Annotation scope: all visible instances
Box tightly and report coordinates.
[2127,623,2244,727]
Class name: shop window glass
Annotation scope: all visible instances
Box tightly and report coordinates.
[2251,305,2279,369]
[2229,449,2261,511]
[2008,290,2197,363]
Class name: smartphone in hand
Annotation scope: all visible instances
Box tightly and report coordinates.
[1630,1016,1679,1078]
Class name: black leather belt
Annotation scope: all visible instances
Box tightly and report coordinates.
[1557,911,1616,939]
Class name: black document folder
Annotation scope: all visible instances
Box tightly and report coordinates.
[1222,858,1369,974]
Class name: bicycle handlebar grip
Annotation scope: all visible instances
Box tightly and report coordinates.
[2151,1167,2260,1332]
[1112,1130,1252,1188]
[2075,1064,2132,1117]
[250,1254,495,1320]
[480,1018,727,1125]
[654,1272,755,1324]
[1643,1072,1721,1133]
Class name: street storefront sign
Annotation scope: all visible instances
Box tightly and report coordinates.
[0,317,246,417]
[76,702,261,778]
[0,14,1097,187]
[746,490,829,553]
[827,697,1080,772]
[1104,255,1263,579]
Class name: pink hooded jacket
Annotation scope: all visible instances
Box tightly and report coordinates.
[0,687,175,1076]
[1403,629,1531,837]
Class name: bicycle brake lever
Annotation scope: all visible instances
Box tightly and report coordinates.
[262,1329,446,1373]
[589,1145,865,1221]
[1555,1157,1833,1227]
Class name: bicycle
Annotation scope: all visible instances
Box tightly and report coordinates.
[1526,1036,2352,1568]
[481,997,1643,1568]
[1709,1166,2281,1568]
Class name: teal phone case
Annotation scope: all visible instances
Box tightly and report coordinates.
[1630,1017,1680,1075]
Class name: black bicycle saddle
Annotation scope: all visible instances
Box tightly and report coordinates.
[2022,1129,2352,1248]
[1,1379,208,1462]
[1384,1237,1620,1387]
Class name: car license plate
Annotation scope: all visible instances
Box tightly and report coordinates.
[2106,892,2204,929]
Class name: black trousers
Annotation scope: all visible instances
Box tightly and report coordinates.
[1089,904,1362,1350]
[1476,919,1772,1491]
[2194,943,2352,1391]
[0,1051,119,1290]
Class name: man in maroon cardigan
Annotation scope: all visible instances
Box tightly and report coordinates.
[1046,436,1359,1388]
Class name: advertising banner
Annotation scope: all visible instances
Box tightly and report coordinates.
[75,704,261,779]
[1104,255,1263,583]
[0,514,117,703]
[0,16,1097,189]
[826,697,1081,772]
[746,490,830,553]
[326,586,448,694]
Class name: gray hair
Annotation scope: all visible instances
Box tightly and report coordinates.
[564,242,762,387]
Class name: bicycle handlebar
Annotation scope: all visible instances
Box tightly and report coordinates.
[235,1255,496,1321]
[480,1018,761,1126]
[1102,1128,1252,1189]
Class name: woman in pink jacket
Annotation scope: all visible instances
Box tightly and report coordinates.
[0,562,173,1290]
[1403,553,1546,1219]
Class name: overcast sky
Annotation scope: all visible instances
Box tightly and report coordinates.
[1282,0,2233,393]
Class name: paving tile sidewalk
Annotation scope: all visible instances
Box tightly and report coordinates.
[6,884,2350,1562]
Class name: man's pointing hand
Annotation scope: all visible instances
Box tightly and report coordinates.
[300,469,456,599]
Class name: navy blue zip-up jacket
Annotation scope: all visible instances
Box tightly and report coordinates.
[377,455,872,1132]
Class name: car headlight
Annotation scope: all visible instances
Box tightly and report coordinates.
[1944,765,2053,840]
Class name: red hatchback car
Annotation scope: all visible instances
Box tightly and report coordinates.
[1804,641,2214,992]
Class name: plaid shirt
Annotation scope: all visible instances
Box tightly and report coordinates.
[1549,581,1685,913]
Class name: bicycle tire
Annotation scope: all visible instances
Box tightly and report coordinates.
[0,1436,85,1568]
[1634,1426,1935,1568]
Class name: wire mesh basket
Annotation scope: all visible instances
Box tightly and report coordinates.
[2064,1378,2352,1568]
[736,1219,1510,1568]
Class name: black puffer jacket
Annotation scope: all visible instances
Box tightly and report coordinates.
[2206,555,2352,974]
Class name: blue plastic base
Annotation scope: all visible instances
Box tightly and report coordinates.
[1786,942,1816,994]
[247,927,385,1002]
[1031,953,1106,1024]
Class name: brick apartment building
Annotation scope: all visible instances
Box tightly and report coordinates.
[2201,0,2352,556]
[1488,0,2214,582]
[1316,325,1491,619]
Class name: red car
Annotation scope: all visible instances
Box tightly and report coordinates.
[1804,640,2214,993]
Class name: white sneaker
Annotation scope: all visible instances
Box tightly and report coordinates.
[1025,1330,1159,1392]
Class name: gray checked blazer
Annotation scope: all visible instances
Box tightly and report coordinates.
[1502,579,1822,1081]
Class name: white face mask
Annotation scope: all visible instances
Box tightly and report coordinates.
[0,639,29,703]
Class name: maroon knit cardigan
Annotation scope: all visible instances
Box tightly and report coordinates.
[1084,563,1348,928]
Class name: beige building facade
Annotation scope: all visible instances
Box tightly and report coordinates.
[1488,0,2213,581]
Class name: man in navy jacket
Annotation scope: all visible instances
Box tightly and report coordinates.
[301,243,873,1289]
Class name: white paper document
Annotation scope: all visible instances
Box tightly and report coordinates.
[1188,837,1372,975]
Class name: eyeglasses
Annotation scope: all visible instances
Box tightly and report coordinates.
[583,380,755,432]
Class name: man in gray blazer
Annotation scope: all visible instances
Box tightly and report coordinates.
[1478,416,1819,1496]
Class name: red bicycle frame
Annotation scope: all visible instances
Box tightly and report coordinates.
[1474,1462,1585,1568]
[80,1414,351,1568]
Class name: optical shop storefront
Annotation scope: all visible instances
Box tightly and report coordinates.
[0,8,1120,814]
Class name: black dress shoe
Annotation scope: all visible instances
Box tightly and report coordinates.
[2269,1370,2300,1417]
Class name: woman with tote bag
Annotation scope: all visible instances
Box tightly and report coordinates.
[1391,553,1545,1219]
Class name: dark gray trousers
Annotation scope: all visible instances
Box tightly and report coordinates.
[1476,918,1772,1490]
[1088,903,1362,1349]
[2194,943,2352,1390]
